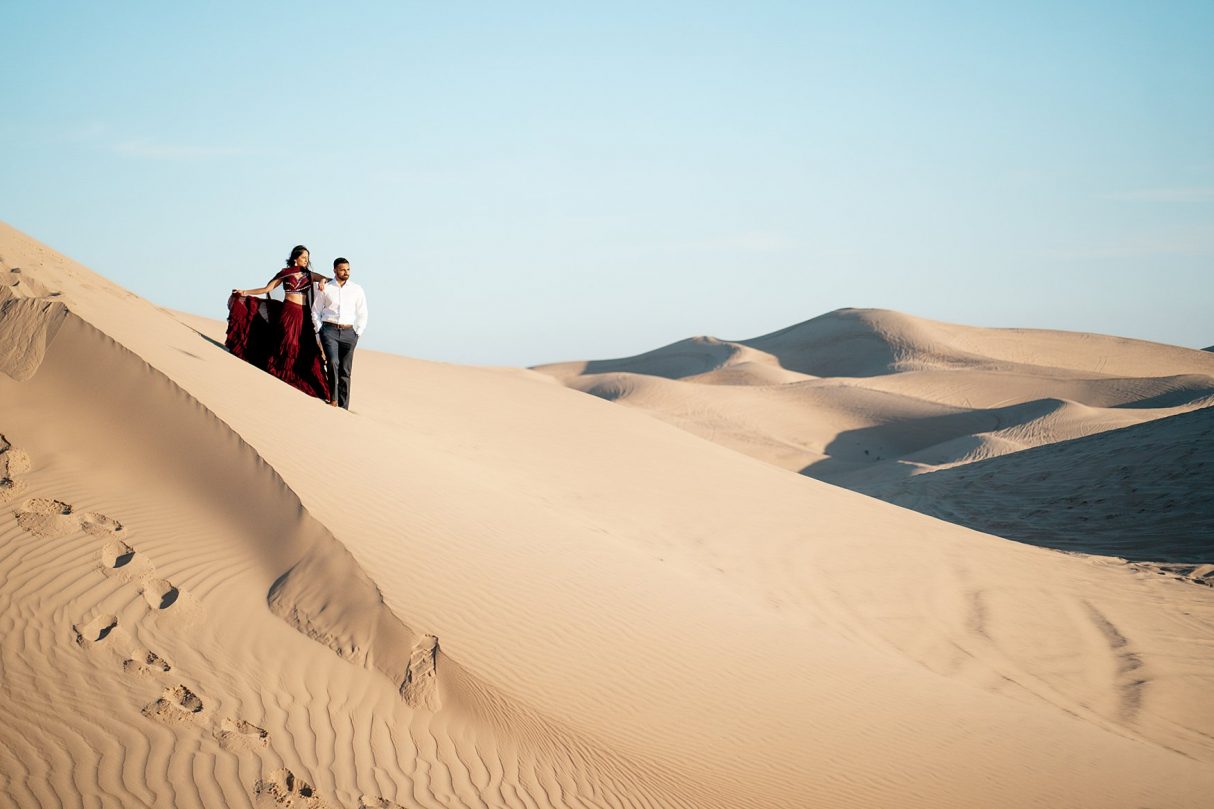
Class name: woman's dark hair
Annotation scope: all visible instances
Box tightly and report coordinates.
[287,245,310,267]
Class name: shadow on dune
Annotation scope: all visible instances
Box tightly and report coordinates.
[845,408,1214,564]
[2,305,440,707]
[1109,376,1214,409]
[581,337,745,380]
[575,309,913,380]
[803,398,1074,483]
[192,331,227,352]
[740,309,910,377]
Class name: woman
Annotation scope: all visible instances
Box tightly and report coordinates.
[227,245,332,401]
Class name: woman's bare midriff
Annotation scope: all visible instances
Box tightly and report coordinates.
[284,293,306,305]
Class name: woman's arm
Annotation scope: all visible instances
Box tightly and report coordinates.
[308,271,329,290]
[233,277,284,296]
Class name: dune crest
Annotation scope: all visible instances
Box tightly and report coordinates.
[537,308,1214,563]
[1,261,436,702]
[5,220,1214,807]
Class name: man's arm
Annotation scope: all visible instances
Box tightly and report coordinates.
[354,285,369,336]
[311,285,325,333]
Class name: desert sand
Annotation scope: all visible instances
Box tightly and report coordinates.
[3,219,1214,808]
[536,309,1214,569]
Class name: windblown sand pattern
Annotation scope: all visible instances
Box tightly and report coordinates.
[3,220,1214,807]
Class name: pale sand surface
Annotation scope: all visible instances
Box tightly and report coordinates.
[535,309,1214,568]
[3,220,1214,808]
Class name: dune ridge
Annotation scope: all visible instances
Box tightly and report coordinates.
[0,224,753,808]
[542,308,1213,383]
[5,220,1214,807]
[536,309,1214,564]
[3,272,429,700]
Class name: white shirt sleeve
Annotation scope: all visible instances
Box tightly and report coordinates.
[354,285,369,336]
[311,287,324,333]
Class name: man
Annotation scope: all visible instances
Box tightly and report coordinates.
[311,256,369,409]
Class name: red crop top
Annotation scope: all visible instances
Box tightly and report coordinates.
[277,269,311,294]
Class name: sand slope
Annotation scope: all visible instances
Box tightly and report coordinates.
[536,309,1214,564]
[4,223,1214,808]
[867,406,1214,565]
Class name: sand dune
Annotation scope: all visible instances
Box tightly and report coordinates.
[540,308,1214,382]
[866,406,1214,565]
[536,309,1214,565]
[5,221,1214,808]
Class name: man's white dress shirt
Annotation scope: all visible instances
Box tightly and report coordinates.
[312,280,369,336]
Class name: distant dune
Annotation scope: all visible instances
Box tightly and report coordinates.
[5,221,1214,808]
[535,309,1214,566]
[868,406,1214,565]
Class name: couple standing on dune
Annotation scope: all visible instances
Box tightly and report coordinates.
[226,245,369,409]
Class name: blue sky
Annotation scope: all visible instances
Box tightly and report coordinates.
[3,2,1212,364]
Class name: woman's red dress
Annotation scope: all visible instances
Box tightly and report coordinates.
[226,269,331,401]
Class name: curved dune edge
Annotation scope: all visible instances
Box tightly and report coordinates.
[0,287,431,704]
[0,226,720,808]
[5,221,1214,808]
[538,307,1214,382]
[536,310,1214,564]
[0,267,512,720]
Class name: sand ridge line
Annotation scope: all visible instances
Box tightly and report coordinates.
[6,297,448,707]
[8,220,1214,808]
[540,311,1214,567]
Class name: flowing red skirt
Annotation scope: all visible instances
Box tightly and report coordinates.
[226,294,331,401]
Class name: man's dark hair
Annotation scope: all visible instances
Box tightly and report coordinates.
[333,257,349,269]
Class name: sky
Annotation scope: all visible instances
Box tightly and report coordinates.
[3,1,1212,365]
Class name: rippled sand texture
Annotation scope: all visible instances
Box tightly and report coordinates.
[3,219,1214,808]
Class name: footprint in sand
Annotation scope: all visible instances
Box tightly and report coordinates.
[100,539,156,582]
[72,614,119,649]
[142,684,206,724]
[399,634,441,710]
[14,497,75,537]
[140,577,204,624]
[79,511,123,538]
[254,768,333,808]
[14,494,124,540]
[359,798,407,809]
[122,649,172,677]
[141,578,182,610]
[0,436,31,504]
[215,717,270,751]
[0,470,26,503]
